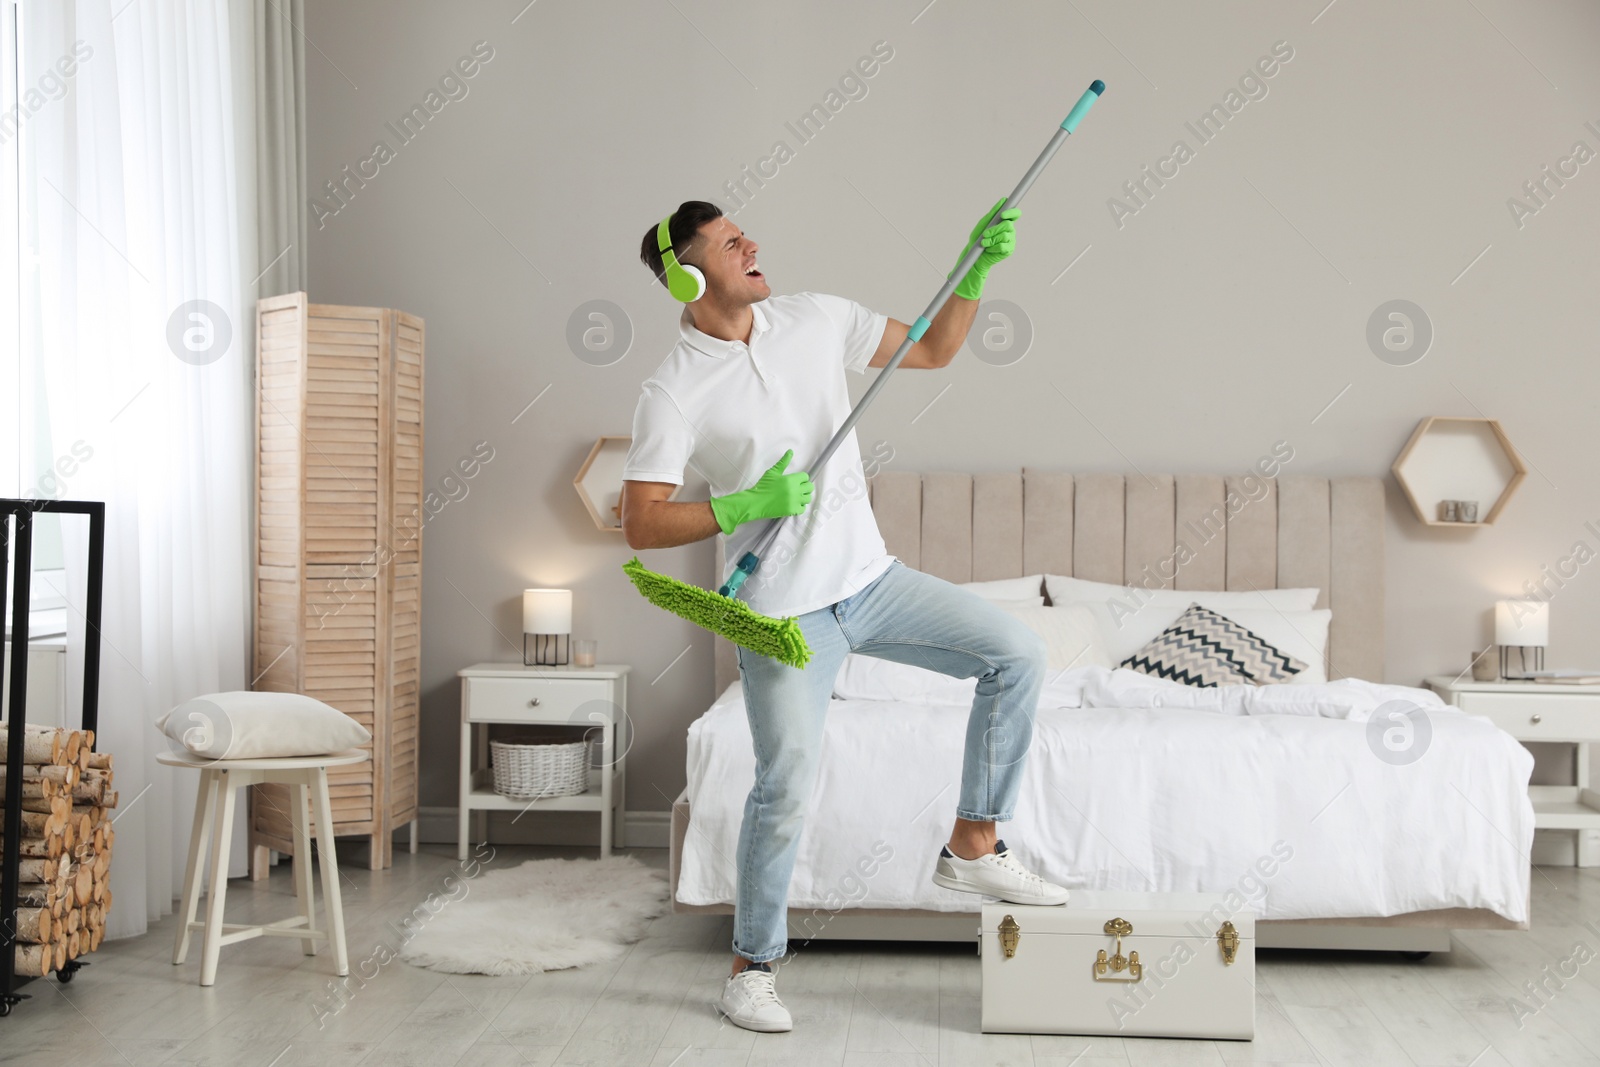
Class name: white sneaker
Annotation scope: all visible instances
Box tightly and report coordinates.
[931,839,1070,906]
[718,962,793,1033]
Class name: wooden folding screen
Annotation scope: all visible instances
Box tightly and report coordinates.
[250,293,423,871]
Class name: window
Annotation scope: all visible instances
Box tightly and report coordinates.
[2,0,67,641]
[1,0,18,495]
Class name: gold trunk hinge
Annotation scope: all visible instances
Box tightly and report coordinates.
[998,914,1021,959]
[1218,921,1240,965]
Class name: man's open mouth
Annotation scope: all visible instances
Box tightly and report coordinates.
[744,263,763,279]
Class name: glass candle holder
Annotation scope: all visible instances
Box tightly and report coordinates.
[573,639,598,668]
[1470,647,1499,682]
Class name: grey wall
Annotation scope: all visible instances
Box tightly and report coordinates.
[302,0,1600,819]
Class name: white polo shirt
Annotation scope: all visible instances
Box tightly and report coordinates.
[622,292,896,619]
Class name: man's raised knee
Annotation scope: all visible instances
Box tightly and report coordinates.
[1015,628,1048,673]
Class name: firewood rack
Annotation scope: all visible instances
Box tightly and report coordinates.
[1,499,105,1016]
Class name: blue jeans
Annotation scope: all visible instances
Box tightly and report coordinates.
[731,560,1048,963]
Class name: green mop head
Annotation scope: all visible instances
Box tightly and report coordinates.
[622,557,812,669]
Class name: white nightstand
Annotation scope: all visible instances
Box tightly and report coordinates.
[457,662,630,860]
[1427,674,1600,867]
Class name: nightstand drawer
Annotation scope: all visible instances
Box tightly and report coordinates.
[1455,692,1600,741]
[463,677,613,724]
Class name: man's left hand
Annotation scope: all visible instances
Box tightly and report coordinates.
[950,196,1020,301]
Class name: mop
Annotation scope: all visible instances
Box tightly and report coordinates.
[624,80,1106,669]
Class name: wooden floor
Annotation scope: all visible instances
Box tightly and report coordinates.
[6,844,1600,1066]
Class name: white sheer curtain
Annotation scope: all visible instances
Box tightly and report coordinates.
[22,0,257,939]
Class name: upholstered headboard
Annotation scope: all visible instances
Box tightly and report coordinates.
[712,471,1385,694]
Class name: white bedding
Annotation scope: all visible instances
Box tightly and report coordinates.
[679,667,1534,923]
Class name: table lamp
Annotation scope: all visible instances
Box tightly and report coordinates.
[523,588,572,666]
[1495,599,1548,679]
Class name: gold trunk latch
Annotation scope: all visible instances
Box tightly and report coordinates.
[1093,917,1141,982]
[1218,921,1240,965]
[998,914,1021,959]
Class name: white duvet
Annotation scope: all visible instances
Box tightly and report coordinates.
[679,667,1534,923]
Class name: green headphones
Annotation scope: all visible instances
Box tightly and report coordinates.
[656,214,706,303]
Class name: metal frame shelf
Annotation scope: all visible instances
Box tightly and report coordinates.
[2,499,105,1016]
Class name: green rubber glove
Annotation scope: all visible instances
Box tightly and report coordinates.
[709,449,814,535]
[948,196,1020,301]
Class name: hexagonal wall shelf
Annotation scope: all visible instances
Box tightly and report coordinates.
[574,436,677,532]
[1392,416,1526,527]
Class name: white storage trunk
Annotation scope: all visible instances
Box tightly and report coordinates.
[981,892,1255,1040]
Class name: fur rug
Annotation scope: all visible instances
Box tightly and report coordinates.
[398,854,670,975]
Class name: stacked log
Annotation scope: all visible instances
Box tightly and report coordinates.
[0,724,117,976]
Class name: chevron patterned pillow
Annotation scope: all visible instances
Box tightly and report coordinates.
[1120,602,1309,687]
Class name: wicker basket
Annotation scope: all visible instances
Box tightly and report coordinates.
[490,733,590,799]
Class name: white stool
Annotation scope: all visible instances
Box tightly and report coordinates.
[160,748,367,986]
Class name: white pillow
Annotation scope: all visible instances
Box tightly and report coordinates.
[1044,574,1321,662]
[833,654,976,704]
[961,574,1046,605]
[1217,608,1331,685]
[993,602,1113,671]
[1045,574,1319,612]
[156,691,372,760]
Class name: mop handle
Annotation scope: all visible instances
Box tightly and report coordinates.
[720,80,1105,598]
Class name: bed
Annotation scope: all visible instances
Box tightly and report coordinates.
[668,471,1534,952]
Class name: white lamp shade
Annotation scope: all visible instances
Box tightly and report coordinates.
[1495,600,1548,646]
[523,589,572,634]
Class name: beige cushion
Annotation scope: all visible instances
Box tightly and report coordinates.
[156,691,371,760]
[995,603,1112,671]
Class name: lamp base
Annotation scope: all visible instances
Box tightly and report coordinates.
[524,633,570,667]
[1500,644,1545,680]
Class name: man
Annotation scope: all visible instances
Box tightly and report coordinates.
[621,198,1067,1034]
